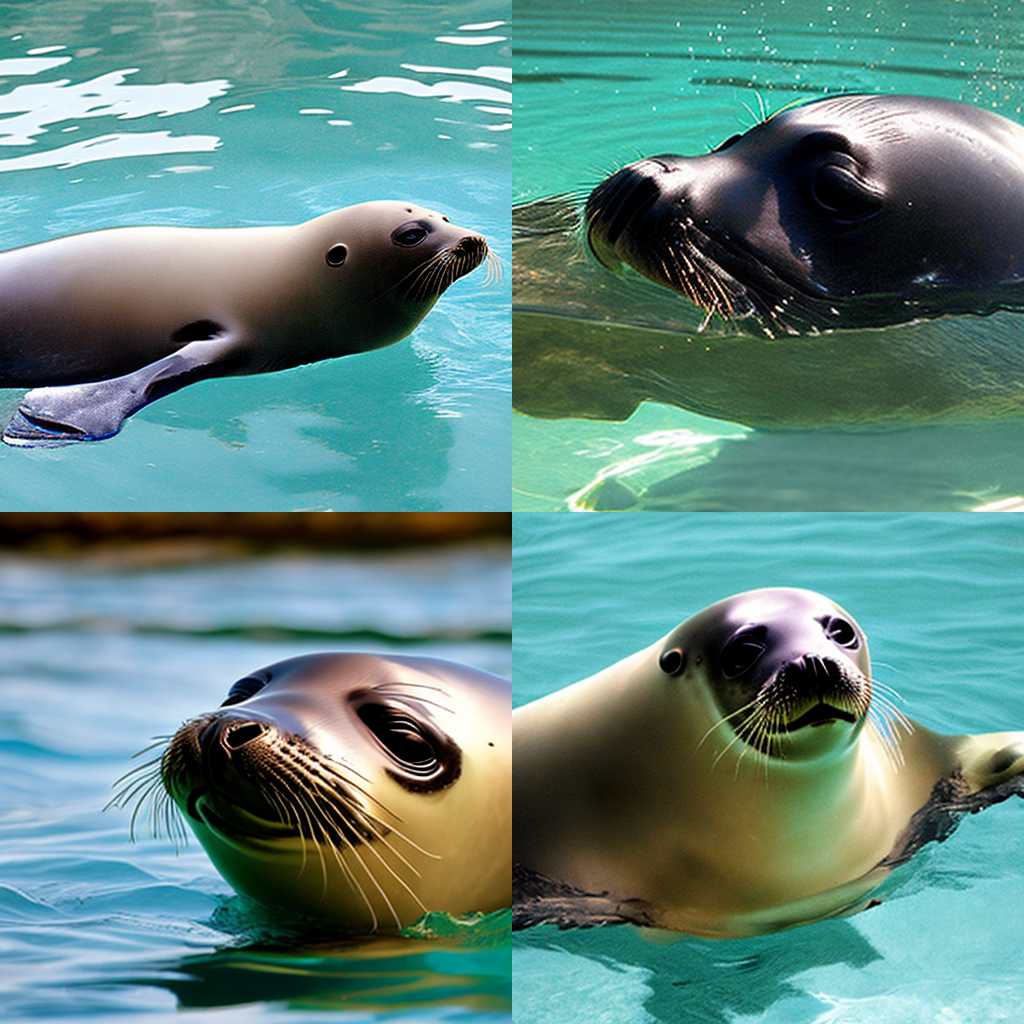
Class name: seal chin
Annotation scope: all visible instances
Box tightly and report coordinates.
[186,786,297,843]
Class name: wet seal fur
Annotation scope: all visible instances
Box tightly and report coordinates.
[1,200,490,447]
[513,94,1024,428]
[513,588,1024,935]
[111,652,511,934]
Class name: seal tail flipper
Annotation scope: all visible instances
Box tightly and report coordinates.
[2,333,244,448]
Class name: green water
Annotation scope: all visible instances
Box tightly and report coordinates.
[0,0,510,511]
[512,513,1024,1022]
[512,0,1024,511]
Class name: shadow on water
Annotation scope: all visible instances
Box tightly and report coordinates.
[515,917,881,1023]
[135,343,456,511]
[107,902,512,1017]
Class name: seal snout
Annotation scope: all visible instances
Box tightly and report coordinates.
[163,712,291,838]
[455,234,488,265]
[768,654,866,732]
[586,164,665,251]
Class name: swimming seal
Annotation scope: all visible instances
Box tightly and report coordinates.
[513,94,1024,428]
[111,652,511,933]
[513,588,1024,936]
[1,200,489,447]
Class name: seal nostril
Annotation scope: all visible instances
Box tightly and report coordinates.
[224,722,267,750]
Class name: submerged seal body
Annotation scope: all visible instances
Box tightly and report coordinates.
[1,200,489,446]
[513,588,1024,936]
[513,94,1024,428]
[114,653,511,933]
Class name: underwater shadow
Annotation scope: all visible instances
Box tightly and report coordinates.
[518,915,881,1023]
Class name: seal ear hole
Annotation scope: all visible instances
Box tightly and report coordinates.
[325,243,348,267]
[822,616,859,650]
[990,746,1023,775]
[659,647,687,676]
[721,626,769,679]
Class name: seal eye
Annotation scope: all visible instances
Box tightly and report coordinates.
[221,675,267,707]
[823,616,859,649]
[721,626,768,679]
[659,647,686,676]
[811,163,882,222]
[325,243,348,267]
[357,704,440,776]
[392,221,429,247]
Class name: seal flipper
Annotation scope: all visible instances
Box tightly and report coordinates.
[880,732,1024,869]
[3,332,244,448]
[512,863,654,930]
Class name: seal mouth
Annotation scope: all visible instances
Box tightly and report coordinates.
[185,785,299,841]
[728,653,870,755]
[773,701,858,733]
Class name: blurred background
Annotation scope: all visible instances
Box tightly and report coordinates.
[0,512,511,1023]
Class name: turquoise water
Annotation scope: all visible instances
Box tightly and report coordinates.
[0,545,511,1022]
[512,514,1024,1022]
[512,0,1024,511]
[0,0,510,511]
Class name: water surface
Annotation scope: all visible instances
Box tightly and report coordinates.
[513,0,1024,511]
[0,0,510,511]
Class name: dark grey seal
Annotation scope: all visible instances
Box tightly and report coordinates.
[514,94,1024,429]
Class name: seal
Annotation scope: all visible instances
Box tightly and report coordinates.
[111,652,511,933]
[513,94,1024,428]
[513,588,1024,936]
[1,200,491,447]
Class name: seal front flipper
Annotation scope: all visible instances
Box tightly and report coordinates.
[881,731,1024,869]
[512,864,654,931]
[2,332,245,448]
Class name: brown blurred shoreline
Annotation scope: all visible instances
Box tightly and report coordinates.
[0,513,511,554]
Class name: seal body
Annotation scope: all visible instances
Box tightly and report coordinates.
[513,95,1024,428]
[513,588,1024,936]
[148,653,510,933]
[0,200,488,445]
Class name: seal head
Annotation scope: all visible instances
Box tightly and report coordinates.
[146,652,511,933]
[301,200,490,353]
[662,587,871,762]
[586,94,1024,335]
